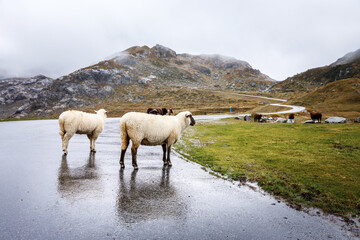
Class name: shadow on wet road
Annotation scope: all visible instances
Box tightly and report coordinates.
[0,118,357,239]
[116,166,186,225]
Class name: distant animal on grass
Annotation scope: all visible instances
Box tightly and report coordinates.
[146,108,173,115]
[254,114,262,122]
[119,111,195,169]
[288,113,295,123]
[58,109,107,155]
[310,112,322,123]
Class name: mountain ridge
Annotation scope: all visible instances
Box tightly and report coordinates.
[0,44,275,119]
[269,48,360,95]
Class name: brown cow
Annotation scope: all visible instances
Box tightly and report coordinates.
[254,114,262,122]
[310,112,322,123]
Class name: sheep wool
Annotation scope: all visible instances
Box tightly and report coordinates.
[119,111,195,169]
[58,109,107,154]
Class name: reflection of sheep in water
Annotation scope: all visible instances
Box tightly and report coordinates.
[119,111,195,169]
[58,109,107,155]
[57,153,102,199]
[116,167,186,224]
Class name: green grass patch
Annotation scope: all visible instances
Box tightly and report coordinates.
[174,119,360,218]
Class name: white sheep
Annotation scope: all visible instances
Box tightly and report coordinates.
[58,109,107,155]
[119,111,195,169]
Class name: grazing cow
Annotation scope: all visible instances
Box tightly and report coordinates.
[254,114,262,122]
[310,112,322,123]
[288,113,295,123]
[147,108,173,115]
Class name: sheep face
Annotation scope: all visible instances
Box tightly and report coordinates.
[184,111,195,126]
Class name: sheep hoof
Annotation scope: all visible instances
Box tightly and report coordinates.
[163,162,168,166]
[63,150,68,155]
[120,164,125,168]
[133,165,138,170]
[168,162,172,166]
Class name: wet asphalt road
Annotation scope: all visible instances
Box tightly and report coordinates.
[0,117,357,240]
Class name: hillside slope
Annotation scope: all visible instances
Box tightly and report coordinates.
[0,44,276,118]
[269,49,360,95]
[289,78,360,118]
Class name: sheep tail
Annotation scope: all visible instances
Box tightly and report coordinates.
[59,117,66,137]
[119,119,128,142]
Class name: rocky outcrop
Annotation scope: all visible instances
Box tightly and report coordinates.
[274,117,287,123]
[325,117,347,124]
[244,115,251,121]
[0,75,55,118]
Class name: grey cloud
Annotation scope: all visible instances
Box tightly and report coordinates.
[0,0,359,80]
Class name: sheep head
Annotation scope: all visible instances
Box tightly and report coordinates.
[180,111,195,126]
[95,109,108,118]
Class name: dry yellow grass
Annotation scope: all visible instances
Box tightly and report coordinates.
[289,78,360,119]
[90,86,280,117]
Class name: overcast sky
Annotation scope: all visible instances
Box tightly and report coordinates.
[1,0,359,80]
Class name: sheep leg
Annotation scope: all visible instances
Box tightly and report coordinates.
[87,134,94,151]
[167,145,172,166]
[120,137,129,168]
[91,132,100,152]
[120,150,126,168]
[131,143,139,170]
[62,132,73,155]
[91,138,96,152]
[162,144,167,165]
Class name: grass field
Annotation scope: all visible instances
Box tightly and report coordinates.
[174,119,360,219]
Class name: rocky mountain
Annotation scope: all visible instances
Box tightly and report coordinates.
[0,44,275,119]
[0,75,55,118]
[269,48,360,94]
[330,49,360,66]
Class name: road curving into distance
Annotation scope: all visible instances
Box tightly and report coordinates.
[259,103,306,115]
[199,91,306,120]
